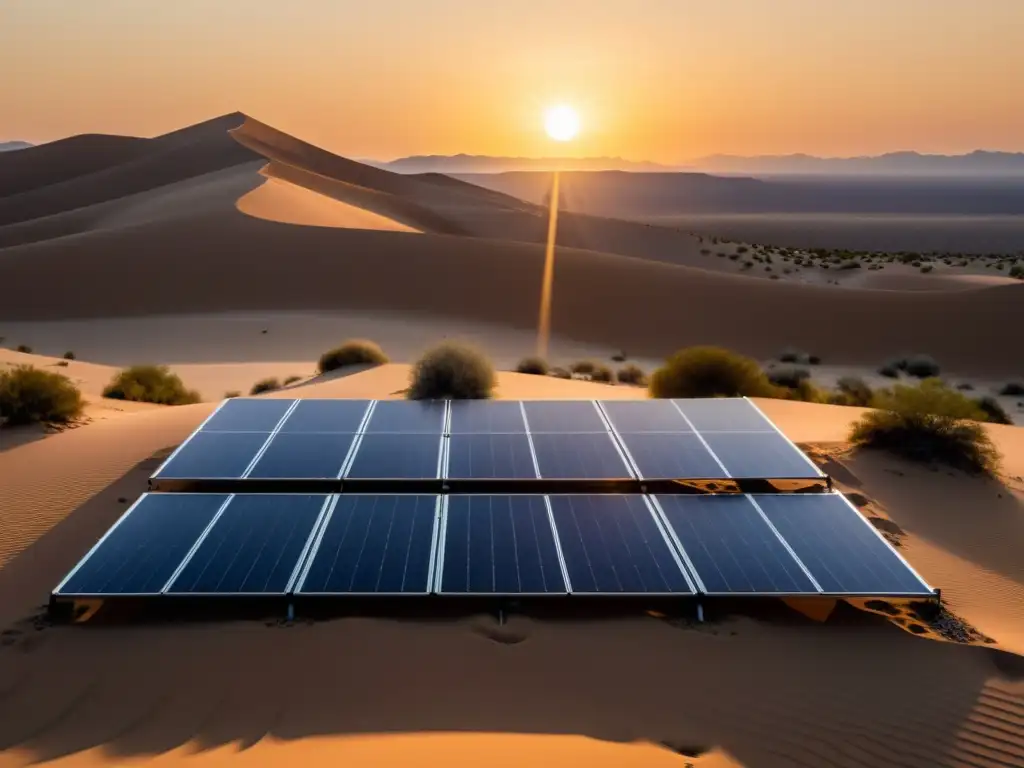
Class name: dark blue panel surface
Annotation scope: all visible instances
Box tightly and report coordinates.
[202,398,294,432]
[167,495,327,594]
[298,495,438,593]
[674,398,774,432]
[56,494,228,596]
[548,495,693,594]
[345,434,443,479]
[655,495,816,594]
[448,401,526,433]
[278,399,370,433]
[522,401,606,433]
[600,400,691,433]
[531,433,633,479]
[155,432,269,479]
[702,432,821,479]
[446,434,537,479]
[618,432,728,479]
[441,496,566,594]
[246,433,356,479]
[363,401,446,433]
[754,494,933,595]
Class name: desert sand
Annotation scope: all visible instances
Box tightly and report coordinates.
[3,112,1024,767]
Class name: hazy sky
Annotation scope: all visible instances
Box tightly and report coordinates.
[2,0,1022,161]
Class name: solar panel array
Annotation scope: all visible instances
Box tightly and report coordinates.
[52,397,936,608]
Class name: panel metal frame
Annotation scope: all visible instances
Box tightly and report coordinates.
[293,493,442,596]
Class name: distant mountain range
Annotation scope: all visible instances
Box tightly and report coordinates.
[0,141,32,152]
[376,150,1024,177]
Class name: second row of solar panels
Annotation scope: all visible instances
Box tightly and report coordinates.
[55,492,934,600]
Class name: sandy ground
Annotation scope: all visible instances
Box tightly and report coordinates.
[0,371,1023,768]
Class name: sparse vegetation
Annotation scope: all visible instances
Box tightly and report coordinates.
[850,379,998,474]
[903,354,941,379]
[515,357,548,376]
[616,364,646,386]
[317,339,389,374]
[999,382,1024,396]
[649,346,775,399]
[550,367,571,379]
[831,376,874,407]
[102,365,200,405]
[569,360,597,375]
[878,361,901,378]
[589,364,613,383]
[920,265,934,273]
[283,375,303,385]
[767,366,811,388]
[63,351,76,360]
[974,396,1012,425]
[778,347,807,364]
[16,344,32,354]
[250,378,281,395]
[224,390,242,399]
[0,365,84,426]
[408,341,495,400]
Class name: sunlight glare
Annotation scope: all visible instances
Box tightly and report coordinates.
[544,105,580,142]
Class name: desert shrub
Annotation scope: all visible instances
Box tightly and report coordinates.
[904,354,940,379]
[550,367,571,379]
[611,351,627,362]
[878,363,900,378]
[770,274,780,280]
[728,253,740,261]
[16,344,32,354]
[999,382,1024,396]
[63,351,76,360]
[317,339,388,374]
[850,380,998,473]
[224,390,241,399]
[737,246,749,254]
[974,396,1012,425]
[1009,264,1024,279]
[616,364,646,385]
[408,341,495,400]
[956,382,974,391]
[569,360,597,375]
[590,365,614,383]
[55,361,69,367]
[699,249,711,256]
[831,376,874,407]
[808,354,821,365]
[838,260,861,270]
[515,357,548,376]
[782,379,828,403]
[920,265,934,273]
[649,346,775,398]
[767,366,811,388]
[103,365,200,405]
[249,377,281,395]
[0,365,84,425]
[283,375,303,385]
[778,347,808,364]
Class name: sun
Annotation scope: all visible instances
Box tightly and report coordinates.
[544,105,580,142]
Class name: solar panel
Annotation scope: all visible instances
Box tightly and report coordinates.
[438,495,567,594]
[445,433,538,480]
[673,398,774,432]
[278,399,371,433]
[530,433,634,480]
[448,401,527,433]
[202,398,295,432]
[154,431,270,480]
[701,432,822,479]
[548,495,694,594]
[753,494,934,596]
[166,494,329,594]
[54,494,229,597]
[599,400,691,432]
[653,495,817,594]
[522,400,606,433]
[246,433,356,479]
[362,400,447,433]
[344,434,444,479]
[616,432,728,480]
[296,495,439,594]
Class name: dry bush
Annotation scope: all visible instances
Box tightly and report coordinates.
[408,341,495,400]
[904,354,940,379]
[283,375,303,385]
[515,357,548,376]
[974,396,1012,425]
[63,351,76,360]
[224,390,242,399]
[649,346,775,398]
[550,367,571,379]
[317,339,388,374]
[16,344,32,354]
[569,360,597,375]
[590,364,613,383]
[103,365,200,405]
[831,376,874,407]
[616,364,646,386]
[0,365,84,425]
[250,378,281,395]
[767,366,810,389]
[999,382,1024,396]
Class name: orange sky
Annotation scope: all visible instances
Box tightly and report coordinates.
[2,0,1022,161]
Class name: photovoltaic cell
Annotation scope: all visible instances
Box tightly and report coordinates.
[522,400,606,433]
[155,431,269,479]
[617,432,727,479]
[673,398,774,433]
[530,433,633,479]
[363,400,446,433]
[278,399,370,433]
[448,401,527,433]
[599,400,691,432]
[446,434,538,479]
[655,495,816,594]
[55,494,228,596]
[246,433,356,479]
[440,496,566,594]
[202,398,294,432]
[548,495,693,594]
[754,494,933,595]
[166,494,328,594]
[297,495,438,594]
[345,434,443,479]
[702,432,821,479]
